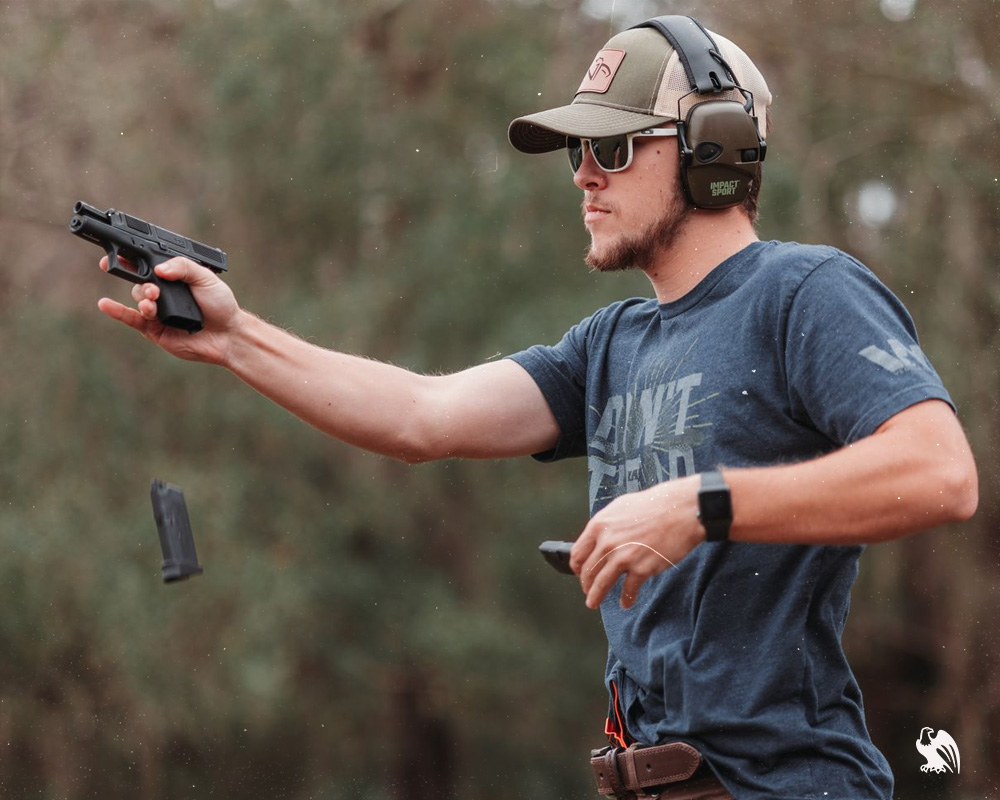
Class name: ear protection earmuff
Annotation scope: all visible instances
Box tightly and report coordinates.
[628,16,767,210]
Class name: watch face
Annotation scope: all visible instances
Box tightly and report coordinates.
[700,489,732,522]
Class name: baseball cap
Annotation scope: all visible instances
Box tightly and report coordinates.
[508,19,771,154]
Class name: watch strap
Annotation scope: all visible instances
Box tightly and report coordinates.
[698,470,732,542]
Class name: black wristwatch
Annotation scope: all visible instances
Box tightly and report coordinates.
[698,470,732,542]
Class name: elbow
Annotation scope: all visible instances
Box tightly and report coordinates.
[950,470,979,523]
[379,381,447,465]
[393,378,471,465]
[402,431,460,465]
[939,454,979,523]
[395,446,437,466]
[389,432,439,465]
[390,411,447,466]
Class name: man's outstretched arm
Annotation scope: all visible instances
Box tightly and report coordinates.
[98,256,561,463]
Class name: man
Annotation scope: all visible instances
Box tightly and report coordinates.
[97,15,977,800]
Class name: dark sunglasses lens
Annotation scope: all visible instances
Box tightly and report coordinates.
[590,134,628,171]
[567,138,584,172]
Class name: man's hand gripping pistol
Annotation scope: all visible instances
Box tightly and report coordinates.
[69,201,228,333]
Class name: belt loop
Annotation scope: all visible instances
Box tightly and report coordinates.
[603,747,637,800]
[621,743,641,790]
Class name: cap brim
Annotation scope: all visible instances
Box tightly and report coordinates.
[508,101,676,154]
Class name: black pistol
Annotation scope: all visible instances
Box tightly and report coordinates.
[69,201,228,333]
[150,480,204,583]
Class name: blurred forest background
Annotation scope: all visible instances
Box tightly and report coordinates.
[1,0,998,798]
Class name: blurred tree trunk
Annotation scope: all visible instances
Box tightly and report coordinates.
[392,665,455,800]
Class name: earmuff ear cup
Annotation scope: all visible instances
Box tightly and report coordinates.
[678,100,764,209]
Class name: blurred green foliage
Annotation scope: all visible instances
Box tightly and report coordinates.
[0,0,998,798]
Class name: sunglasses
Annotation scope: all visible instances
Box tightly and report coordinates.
[567,128,679,174]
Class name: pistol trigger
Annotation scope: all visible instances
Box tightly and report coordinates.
[105,244,145,284]
[133,253,154,282]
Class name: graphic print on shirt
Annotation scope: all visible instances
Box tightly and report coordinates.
[859,337,931,374]
[587,343,718,514]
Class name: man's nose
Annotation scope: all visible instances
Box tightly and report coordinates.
[572,145,608,191]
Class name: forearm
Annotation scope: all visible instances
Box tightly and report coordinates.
[222,310,438,462]
[219,311,561,463]
[574,400,978,609]
[727,400,978,545]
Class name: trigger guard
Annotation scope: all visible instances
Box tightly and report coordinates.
[104,244,151,284]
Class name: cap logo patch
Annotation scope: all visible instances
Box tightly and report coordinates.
[577,48,626,94]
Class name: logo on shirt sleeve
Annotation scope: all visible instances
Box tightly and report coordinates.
[859,338,930,374]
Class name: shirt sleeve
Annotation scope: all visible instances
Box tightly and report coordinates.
[505,312,599,462]
[784,253,954,445]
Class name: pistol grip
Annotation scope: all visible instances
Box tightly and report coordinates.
[103,244,204,333]
[154,275,204,333]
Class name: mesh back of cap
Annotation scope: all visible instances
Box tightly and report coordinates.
[653,32,770,137]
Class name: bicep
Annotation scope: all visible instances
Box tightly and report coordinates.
[420,359,562,460]
[871,399,978,520]
[874,398,968,449]
[873,399,976,472]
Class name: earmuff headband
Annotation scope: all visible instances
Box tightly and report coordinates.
[628,16,736,94]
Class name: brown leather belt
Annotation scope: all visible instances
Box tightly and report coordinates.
[590,742,702,799]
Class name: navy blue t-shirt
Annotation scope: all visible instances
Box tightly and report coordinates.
[508,241,953,800]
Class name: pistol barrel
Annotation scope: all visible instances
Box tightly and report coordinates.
[72,201,111,221]
[69,212,131,250]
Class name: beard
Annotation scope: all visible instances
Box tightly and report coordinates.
[585,195,693,273]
